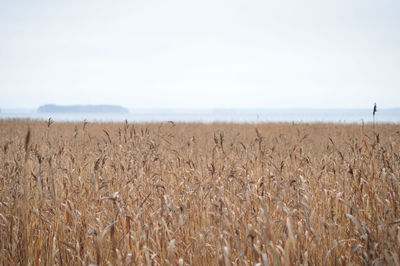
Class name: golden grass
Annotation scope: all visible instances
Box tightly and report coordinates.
[0,120,399,265]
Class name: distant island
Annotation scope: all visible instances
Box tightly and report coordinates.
[38,104,129,113]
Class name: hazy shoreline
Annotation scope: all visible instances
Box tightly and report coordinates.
[37,104,129,113]
[0,108,399,124]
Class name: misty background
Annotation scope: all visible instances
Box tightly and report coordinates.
[1,0,399,111]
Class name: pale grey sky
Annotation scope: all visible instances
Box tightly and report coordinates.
[1,0,399,109]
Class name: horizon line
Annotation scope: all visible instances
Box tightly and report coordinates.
[2,106,400,111]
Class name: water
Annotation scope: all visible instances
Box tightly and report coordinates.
[0,108,399,123]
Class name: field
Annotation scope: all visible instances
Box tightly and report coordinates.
[0,120,399,265]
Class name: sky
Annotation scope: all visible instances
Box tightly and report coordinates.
[1,0,399,109]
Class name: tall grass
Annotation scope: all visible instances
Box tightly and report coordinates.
[0,120,399,265]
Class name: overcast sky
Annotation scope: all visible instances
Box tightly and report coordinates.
[1,0,399,109]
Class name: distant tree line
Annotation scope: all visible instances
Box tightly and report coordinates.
[37,104,129,113]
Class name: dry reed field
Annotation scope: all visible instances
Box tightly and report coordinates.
[0,120,399,265]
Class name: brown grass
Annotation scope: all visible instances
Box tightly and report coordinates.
[0,120,399,265]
